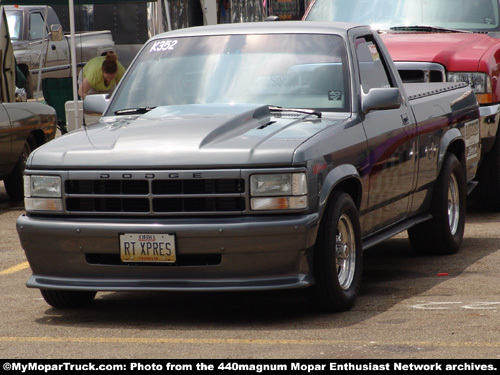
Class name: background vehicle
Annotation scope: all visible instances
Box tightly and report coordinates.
[304,0,500,210]
[18,22,479,312]
[4,5,115,98]
[0,7,58,200]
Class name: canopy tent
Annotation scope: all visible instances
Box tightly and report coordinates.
[0,0,159,127]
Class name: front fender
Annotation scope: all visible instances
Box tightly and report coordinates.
[317,164,362,223]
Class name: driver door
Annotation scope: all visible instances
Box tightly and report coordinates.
[355,34,417,235]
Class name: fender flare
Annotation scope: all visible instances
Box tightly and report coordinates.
[438,127,465,172]
[317,164,362,223]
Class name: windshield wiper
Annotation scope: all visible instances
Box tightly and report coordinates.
[269,106,322,118]
[390,25,470,33]
[114,106,157,115]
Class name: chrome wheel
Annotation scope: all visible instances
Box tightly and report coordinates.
[408,153,465,255]
[336,213,356,290]
[448,173,460,235]
[312,191,362,312]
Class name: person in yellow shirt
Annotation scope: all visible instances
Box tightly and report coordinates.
[78,52,125,99]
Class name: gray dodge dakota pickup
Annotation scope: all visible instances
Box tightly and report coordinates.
[16,21,481,312]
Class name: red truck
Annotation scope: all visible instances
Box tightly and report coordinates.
[304,0,500,210]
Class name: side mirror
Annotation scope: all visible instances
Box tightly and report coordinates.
[362,87,402,114]
[83,94,110,115]
[50,24,63,42]
[265,15,280,21]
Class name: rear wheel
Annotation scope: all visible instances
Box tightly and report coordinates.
[311,191,362,312]
[40,289,97,309]
[4,138,34,201]
[408,153,465,255]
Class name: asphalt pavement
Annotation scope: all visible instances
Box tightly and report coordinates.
[1,181,500,359]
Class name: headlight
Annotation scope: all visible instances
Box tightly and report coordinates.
[24,175,63,212]
[447,72,492,104]
[250,173,308,211]
[24,175,62,197]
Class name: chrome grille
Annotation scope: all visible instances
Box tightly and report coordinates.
[66,180,149,195]
[66,197,150,212]
[394,62,446,83]
[64,174,246,215]
[152,197,245,212]
[152,179,243,194]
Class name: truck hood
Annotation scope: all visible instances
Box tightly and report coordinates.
[381,32,498,71]
[28,104,344,169]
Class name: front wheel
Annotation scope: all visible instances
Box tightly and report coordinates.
[40,289,97,309]
[408,153,466,255]
[311,191,363,312]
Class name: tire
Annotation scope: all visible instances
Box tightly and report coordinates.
[311,191,363,312]
[25,74,34,100]
[40,289,97,309]
[4,138,34,201]
[408,153,466,255]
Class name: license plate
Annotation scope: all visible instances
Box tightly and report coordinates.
[120,233,176,263]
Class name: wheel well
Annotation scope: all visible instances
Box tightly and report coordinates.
[323,178,362,220]
[329,177,362,211]
[316,172,362,240]
[318,177,362,226]
[29,130,45,148]
[18,64,33,99]
[445,139,466,166]
[18,64,29,79]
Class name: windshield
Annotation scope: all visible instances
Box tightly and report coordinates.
[107,33,350,115]
[305,0,500,32]
[6,10,22,40]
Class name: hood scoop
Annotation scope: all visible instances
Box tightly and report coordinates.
[144,103,273,148]
[257,121,277,130]
[144,103,271,120]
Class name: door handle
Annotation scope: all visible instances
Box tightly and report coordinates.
[401,113,410,125]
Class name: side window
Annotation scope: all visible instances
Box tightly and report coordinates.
[29,12,46,40]
[7,13,22,40]
[355,36,392,94]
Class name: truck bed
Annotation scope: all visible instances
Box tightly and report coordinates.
[404,81,480,185]
[403,82,469,101]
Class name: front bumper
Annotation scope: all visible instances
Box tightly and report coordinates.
[17,213,319,292]
[479,104,500,153]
